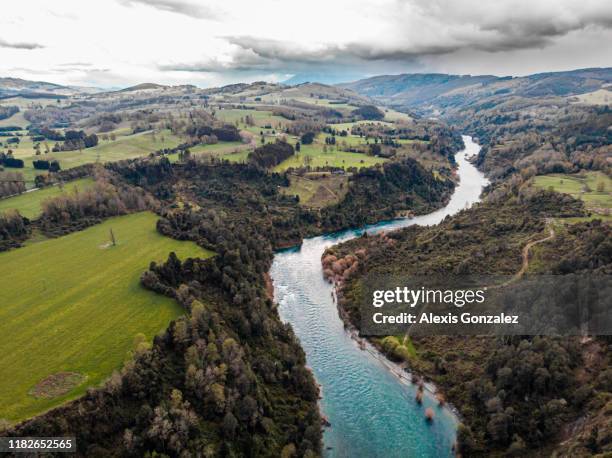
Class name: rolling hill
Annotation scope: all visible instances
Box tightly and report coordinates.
[340,67,612,114]
[0,77,103,98]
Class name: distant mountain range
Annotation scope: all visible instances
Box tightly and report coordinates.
[0,77,104,99]
[339,68,612,114]
[283,72,367,85]
[2,67,610,113]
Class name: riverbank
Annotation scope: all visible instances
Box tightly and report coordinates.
[271,136,487,457]
[320,157,610,455]
[335,285,465,421]
[328,277,464,423]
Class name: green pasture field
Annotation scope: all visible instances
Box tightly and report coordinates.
[281,173,348,208]
[3,137,63,159]
[0,96,63,110]
[189,141,245,155]
[532,171,612,222]
[3,129,183,188]
[0,211,213,423]
[166,141,248,163]
[274,143,386,171]
[0,111,29,128]
[0,177,95,219]
[274,132,387,171]
[214,108,288,128]
[329,120,394,131]
[0,97,60,130]
[382,108,412,122]
[84,129,183,160]
[288,97,357,111]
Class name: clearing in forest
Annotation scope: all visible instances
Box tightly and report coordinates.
[0,211,212,422]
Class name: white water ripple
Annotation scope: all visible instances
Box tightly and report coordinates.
[271,137,488,458]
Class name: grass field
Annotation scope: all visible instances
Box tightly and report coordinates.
[4,129,184,188]
[0,178,95,219]
[215,108,288,128]
[5,137,64,159]
[571,89,612,106]
[0,96,62,109]
[382,108,412,122]
[533,171,612,221]
[87,129,182,158]
[274,142,386,171]
[281,173,348,208]
[288,97,357,113]
[0,111,29,128]
[0,212,213,422]
[166,141,249,163]
[330,121,394,131]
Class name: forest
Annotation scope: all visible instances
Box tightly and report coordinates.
[0,68,609,457]
[0,120,463,454]
[324,186,611,456]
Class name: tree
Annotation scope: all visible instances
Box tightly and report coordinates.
[222,412,238,439]
[49,160,61,173]
[351,105,384,120]
[456,423,478,455]
[369,144,381,156]
[301,132,315,145]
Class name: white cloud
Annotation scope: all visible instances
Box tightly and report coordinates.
[0,37,44,50]
[117,0,219,19]
[0,0,610,87]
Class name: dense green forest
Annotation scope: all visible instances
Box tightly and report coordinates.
[324,188,611,456]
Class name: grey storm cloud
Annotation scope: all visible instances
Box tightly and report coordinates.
[229,1,612,63]
[118,0,218,19]
[153,0,612,78]
[471,8,612,52]
[223,16,612,66]
[0,38,44,50]
[225,37,342,63]
[159,45,293,73]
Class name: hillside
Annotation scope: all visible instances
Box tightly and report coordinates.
[340,73,500,108]
[0,77,101,98]
[117,83,169,92]
[325,193,610,456]
[0,66,609,456]
[342,68,612,183]
[340,68,612,115]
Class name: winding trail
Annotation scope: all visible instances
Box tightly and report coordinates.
[491,220,556,290]
[516,224,555,278]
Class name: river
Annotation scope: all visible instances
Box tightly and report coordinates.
[270,136,488,457]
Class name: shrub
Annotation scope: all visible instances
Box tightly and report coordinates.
[301,132,315,145]
[351,105,385,120]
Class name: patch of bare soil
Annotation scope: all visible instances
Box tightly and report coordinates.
[29,372,85,399]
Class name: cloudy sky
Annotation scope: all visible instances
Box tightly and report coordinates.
[1,0,611,88]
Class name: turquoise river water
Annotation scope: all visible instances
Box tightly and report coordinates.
[270,136,488,457]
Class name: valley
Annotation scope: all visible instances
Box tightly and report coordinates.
[0,67,610,457]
